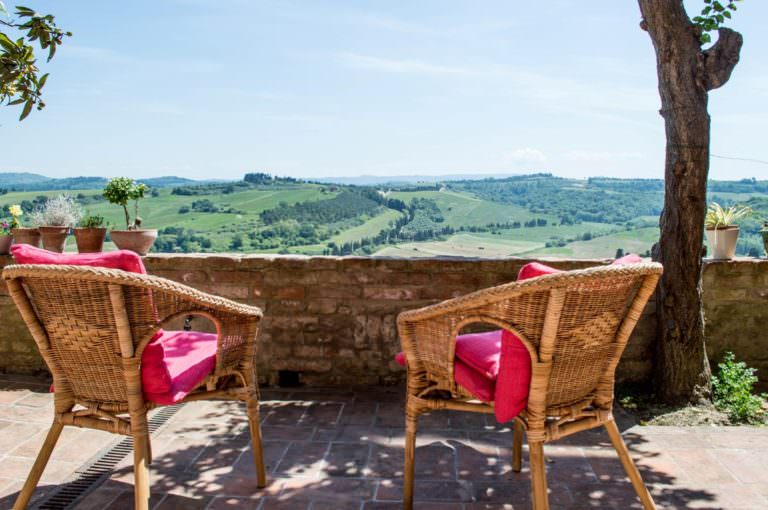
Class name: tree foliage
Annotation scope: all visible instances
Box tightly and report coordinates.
[0,2,70,120]
[102,177,148,229]
[692,0,742,44]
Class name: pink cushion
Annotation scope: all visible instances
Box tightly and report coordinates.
[487,261,569,423]
[613,253,643,265]
[494,330,532,423]
[454,360,495,402]
[11,244,146,274]
[394,331,509,403]
[394,349,496,402]
[141,330,218,405]
[517,261,563,281]
[455,331,502,379]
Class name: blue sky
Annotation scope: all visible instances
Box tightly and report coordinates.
[2,0,767,181]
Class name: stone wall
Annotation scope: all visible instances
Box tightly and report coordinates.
[0,254,765,389]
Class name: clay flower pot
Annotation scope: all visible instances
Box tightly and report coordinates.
[38,226,70,253]
[705,226,739,260]
[0,235,11,255]
[110,229,157,256]
[73,227,107,253]
[11,227,41,248]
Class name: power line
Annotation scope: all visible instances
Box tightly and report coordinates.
[711,153,768,166]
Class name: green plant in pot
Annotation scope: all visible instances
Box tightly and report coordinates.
[761,222,768,258]
[8,203,41,248]
[0,219,12,255]
[704,202,751,260]
[103,177,157,256]
[73,214,108,253]
[29,195,83,253]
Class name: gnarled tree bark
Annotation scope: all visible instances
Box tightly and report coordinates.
[637,0,742,404]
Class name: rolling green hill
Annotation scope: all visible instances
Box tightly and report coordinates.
[1,173,766,259]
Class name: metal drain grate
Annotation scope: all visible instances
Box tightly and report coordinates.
[35,404,184,510]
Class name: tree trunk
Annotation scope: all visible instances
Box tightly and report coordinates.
[637,0,742,404]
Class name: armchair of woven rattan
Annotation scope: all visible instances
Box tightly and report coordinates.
[397,262,663,510]
[2,264,267,510]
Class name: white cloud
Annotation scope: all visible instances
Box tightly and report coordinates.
[504,148,547,164]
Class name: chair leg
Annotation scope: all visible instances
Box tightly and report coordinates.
[131,423,151,510]
[529,441,549,510]
[13,422,64,510]
[604,419,656,510]
[403,411,418,510]
[512,420,524,473]
[246,396,267,488]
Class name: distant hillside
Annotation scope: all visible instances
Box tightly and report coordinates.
[314,173,521,186]
[1,172,766,259]
[0,172,51,187]
[0,173,221,191]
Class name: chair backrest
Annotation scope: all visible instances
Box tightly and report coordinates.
[398,262,662,423]
[2,265,162,406]
[532,263,661,412]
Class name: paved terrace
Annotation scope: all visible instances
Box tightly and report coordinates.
[0,375,766,510]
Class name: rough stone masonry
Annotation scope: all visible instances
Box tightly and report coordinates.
[0,255,766,389]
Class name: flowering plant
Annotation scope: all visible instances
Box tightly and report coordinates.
[8,204,23,228]
[1,220,10,236]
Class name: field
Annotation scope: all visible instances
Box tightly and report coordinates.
[1,185,332,251]
[388,190,548,227]
[375,223,633,258]
[2,173,765,259]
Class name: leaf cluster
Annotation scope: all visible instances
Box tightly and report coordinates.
[0,3,71,119]
[79,214,105,228]
[103,177,147,207]
[712,352,767,424]
[28,193,82,227]
[692,0,742,44]
[705,202,751,229]
[103,177,149,228]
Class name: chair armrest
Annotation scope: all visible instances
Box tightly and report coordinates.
[135,274,263,374]
[2,264,263,374]
[397,278,543,396]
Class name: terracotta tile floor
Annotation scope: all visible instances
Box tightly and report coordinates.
[1,375,767,509]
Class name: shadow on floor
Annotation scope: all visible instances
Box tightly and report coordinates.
[0,387,725,510]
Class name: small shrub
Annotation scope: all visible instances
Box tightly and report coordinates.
[30,194,83,227]
[712,352,767,424]
[80,214,105,228]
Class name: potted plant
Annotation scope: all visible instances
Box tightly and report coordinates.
[29,195,83,253]
[761,222,768,258]
[73,214,108,253]
[9,204,41,247]
[103,177,157,255]
[0,219,12,255]
[705,202,751,260]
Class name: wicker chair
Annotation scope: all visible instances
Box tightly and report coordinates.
[397,263,663,510]
[2,264,267,510]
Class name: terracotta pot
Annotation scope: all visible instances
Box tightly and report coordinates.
[705,226,739,260]
[0,235,11,255]
[73,227,107,253]
[11,227,41,248]
[38,226,70,253]
[110,229,157,256]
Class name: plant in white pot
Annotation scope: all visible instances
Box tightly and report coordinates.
[29,195,83,253]
[705,202,751,260]
[103,177,157,256]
